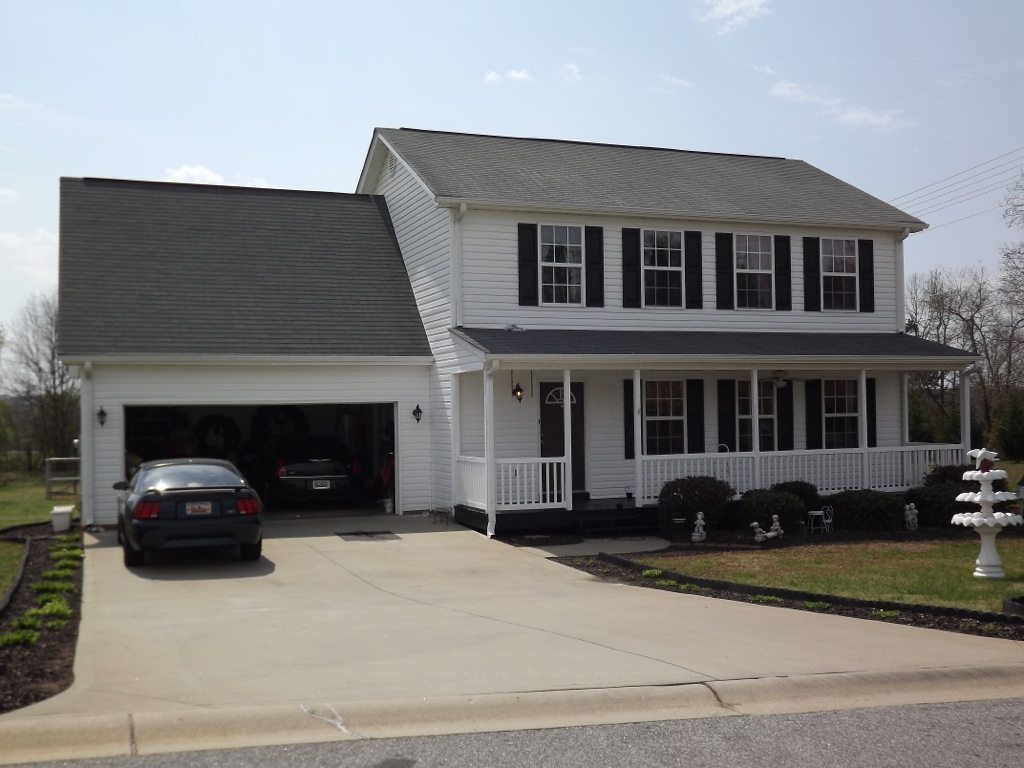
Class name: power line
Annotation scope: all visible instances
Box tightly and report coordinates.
[888,144,1024,203]
[921,206,1001,233]
[911,179,1014,218]
[894,162,1023,210]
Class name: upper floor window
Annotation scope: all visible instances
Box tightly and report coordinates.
[824,379,858,448]
[821,238,858,310]
[644,380,685,455]
[540,225,583,305]
[737,380,776,451]
[643,229,683,307]
[735,234,773,309]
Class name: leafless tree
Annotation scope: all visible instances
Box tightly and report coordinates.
[1,292,79,459]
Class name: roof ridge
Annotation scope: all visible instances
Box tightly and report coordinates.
[67,177,371,200]
[390,127,787,162]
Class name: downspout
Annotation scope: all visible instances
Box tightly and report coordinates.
[451,202,467,328]
[895,228,910,333]
[80,361,95,526]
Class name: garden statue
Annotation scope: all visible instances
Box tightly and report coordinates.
[904,503,918,531]
[691,511,706,543]
[951,447,1023,578]
[769,514,784,538]
[751,519,782,543]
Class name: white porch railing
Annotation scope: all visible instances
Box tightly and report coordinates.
[457,456,567,510]
[456,456,486,509]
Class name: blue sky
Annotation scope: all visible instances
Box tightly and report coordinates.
[2,0,1023,332]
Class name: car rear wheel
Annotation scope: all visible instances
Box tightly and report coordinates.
[122,536,145,568]
[239,538,263,561]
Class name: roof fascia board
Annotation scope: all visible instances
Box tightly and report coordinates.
[60,354,435,367]
[479,354,976,371]
[435,196,924,234]
[357,133,437,202]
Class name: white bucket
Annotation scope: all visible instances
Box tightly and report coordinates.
[381,498,394,514]
[51,505,74,533]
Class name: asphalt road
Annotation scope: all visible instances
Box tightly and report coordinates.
[12,698,1024,768]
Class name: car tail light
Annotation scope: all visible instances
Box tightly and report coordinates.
[275,458,287,478]
[133,501,161,520]
[236,497,259,515]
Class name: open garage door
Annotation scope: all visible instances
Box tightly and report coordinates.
[123,403,395,511]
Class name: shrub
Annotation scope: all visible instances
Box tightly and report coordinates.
[904,483,975,527]
[32,580,75,594]
[997,394,1024,460]
[0,629,40,647]
[803,601,831,611]
[41,568,77,581]
[654,579,678,588]
[749,595,784,604]
[740,489,804,533]
[641,568,663,578]
[25,596,72,619]
[924,464,1008,492]
[13,615,40,630]
[825,489,904,531]
[768,481,819,511]
[657,476,734,536]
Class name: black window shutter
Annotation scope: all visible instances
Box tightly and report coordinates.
[585,226,604,307]
[803,237,821,312]
[717,380,737,452]
[715,233,734,310]
[805,379,823,450]
[867,377,877,448]
[623,379,635,460]
[777,382,794,450]
[774,235,791,311]
[517,223,538,306]
[622,228,641,308]
[684,231,703,309]
[858,239,875,313]
[686,379,705,454]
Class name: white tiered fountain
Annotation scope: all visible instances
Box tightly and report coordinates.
[952,448,1023,579]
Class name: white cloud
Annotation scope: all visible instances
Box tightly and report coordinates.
[564,64,584,83]
[0,188,17,203]
[0,145,13,153]
[700,0,772,34]
[0,92,36,113]
[164,164,225,184]
[768,79,912,131]
[484,68,535,84]
[660,74,694,89]
[0,229,58,305]
[753,64,776,76]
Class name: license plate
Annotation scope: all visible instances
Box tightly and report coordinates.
[185,501,212,516]
[312,479,332,490]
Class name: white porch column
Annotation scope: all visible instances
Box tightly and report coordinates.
[484,364,497,537]
[960,368,972,457]
[900,373,909,445]
[450,373,461,511]
[563,368,573,512]
[859,369,869,489]
[633,369,643,504]
[80,362,95,526]
[750,369,761,488]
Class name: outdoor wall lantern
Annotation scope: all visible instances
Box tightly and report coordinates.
[511,382,524,402]
[412,404,423,423]
[97,406,107,427]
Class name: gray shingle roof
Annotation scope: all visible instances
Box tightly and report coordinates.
[376,128,925,231]
[452,327,973,361]
[58,178,430,358]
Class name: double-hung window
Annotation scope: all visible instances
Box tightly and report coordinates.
[735,234,773,309]
[823,379,858,448]
[643,229,683,307]
[540,225,583,305]
[821,238,858,310]
[644,381,685,455]
[737,380,776,451]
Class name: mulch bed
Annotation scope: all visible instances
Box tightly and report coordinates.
[0,523,82,714]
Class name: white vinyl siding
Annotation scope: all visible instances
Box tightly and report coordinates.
[459,209,899,332]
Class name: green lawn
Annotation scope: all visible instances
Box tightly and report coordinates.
[0,474,78,596]
[637,537,1024,613]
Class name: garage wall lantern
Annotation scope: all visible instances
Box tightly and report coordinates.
[97,406,107,427]
[511,382,524,402]
[412,404,423,423]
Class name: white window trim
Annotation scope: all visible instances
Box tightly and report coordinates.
[823,378,859,449]
[820,237,859,312]
[734,233,774,310]
[642,380,687,455]
[737,379,777,452]
[640,227,685,309]
[538,223,585,307]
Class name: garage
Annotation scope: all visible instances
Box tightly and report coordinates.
[123,403,396,511]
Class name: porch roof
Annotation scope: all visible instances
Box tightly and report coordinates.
[451,327,976,369]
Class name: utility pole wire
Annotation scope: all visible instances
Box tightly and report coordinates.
[895,163,1023,210]
[888,145,1024,203]
[910,179,1019,218]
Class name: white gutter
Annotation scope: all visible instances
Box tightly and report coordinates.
[895,227,910,333]
[59,354,435,366]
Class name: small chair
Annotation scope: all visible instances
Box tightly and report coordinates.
[807,508,825,533]
[821,505,834,533]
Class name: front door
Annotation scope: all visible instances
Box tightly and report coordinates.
[539,383,585,495]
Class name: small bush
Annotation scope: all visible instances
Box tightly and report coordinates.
[641,568,663,578]
[925,464,1008,492]
[32,580,75,594]
[768,481,819,511]
[871,609,900,620]
[657,476,734,536]
[41,568,77,581]
[26,596,72,619]
[677,583,697,593]
[749,595,784,604]
[0,629,40,647]
[43,619,68,630]
[740,489,804,533]
[56,534,81,546]
[803,601,830,611]
[49,548,84,563]
[13,615,40,630]
[654,579,678,588]
[826,489,904,531]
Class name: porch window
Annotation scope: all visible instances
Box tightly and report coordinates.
[643,229,683,307]
[738,380,776,451]
[540,224,583,305]
[644,380,685,454]
[735,234,773,309]
[824,379,859,448]
[821,238,858,310]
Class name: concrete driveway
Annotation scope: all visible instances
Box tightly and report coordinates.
[2,515,1024,762]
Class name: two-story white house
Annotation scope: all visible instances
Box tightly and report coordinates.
[59,128,975,535]
[355,128,974,535]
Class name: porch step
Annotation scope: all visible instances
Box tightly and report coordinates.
[576,506,657,536]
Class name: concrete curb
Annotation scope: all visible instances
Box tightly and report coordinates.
[2,664,1023,765]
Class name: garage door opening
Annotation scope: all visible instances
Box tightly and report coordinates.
[123,404,395,511]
